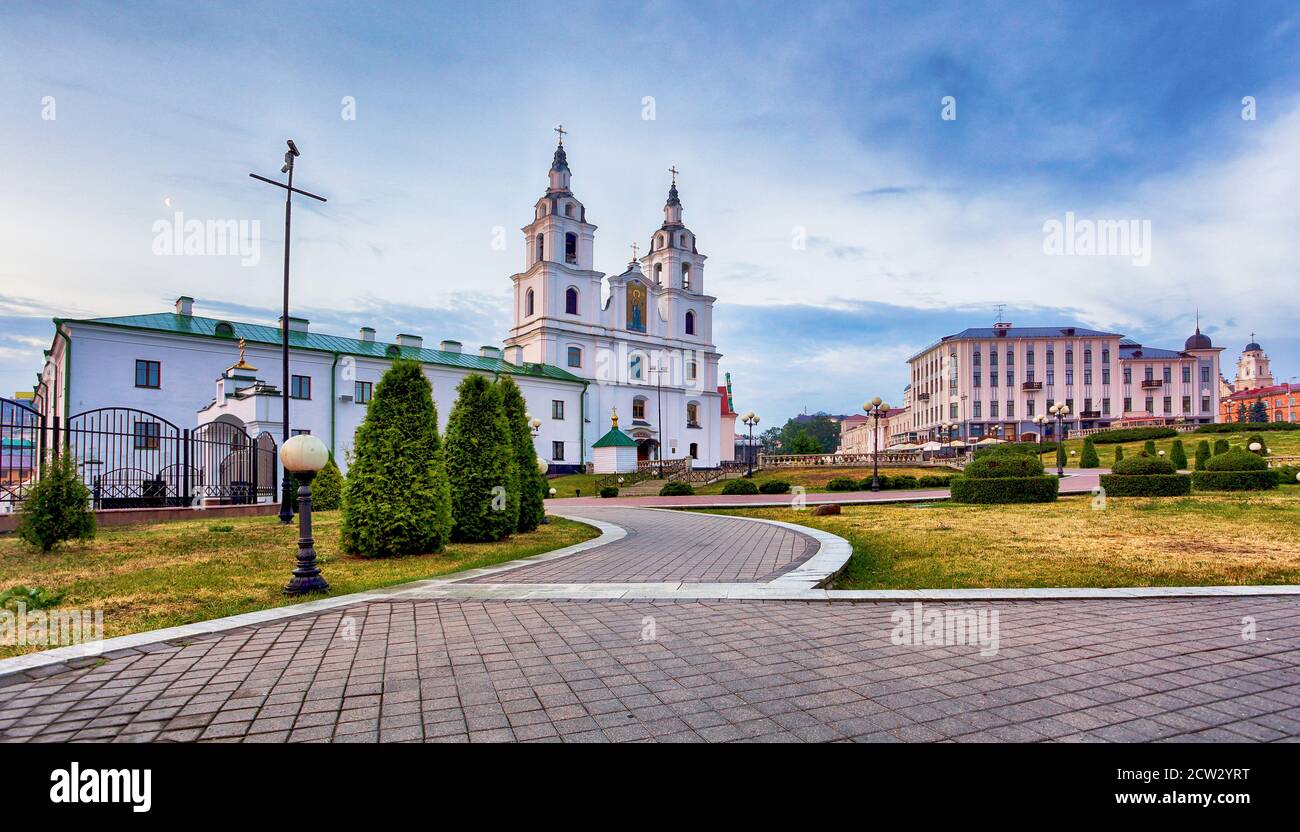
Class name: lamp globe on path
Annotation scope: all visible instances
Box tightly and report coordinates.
[281,433,331,596]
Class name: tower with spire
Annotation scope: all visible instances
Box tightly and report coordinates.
[1234,332,1273,392]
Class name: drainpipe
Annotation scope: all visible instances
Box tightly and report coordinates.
[580,380,589,469]
[329,352,340,459]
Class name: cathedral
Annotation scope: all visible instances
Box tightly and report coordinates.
[505,133,727,467]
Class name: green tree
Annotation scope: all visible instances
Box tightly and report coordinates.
[1143,439,1157,456]
[1113,445,1124,465]
[1169,438,1188,470]
[16,452,95,552]
[1249,399,1269,423]
[1236,402,1248,423]
[445,374,518,542]
[1213,438,1230,456]
[1079,437,1099,468]
[1194,440,1211,470]
[310,457,344,511]
[1056,443,1067,469]
[496,375,546,532]
[786,428,823,455]
[340,359,452,557]
[778,414,840,454]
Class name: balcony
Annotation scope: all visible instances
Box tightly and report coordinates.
[1079,410,1101,419]
[1021,381,1042,391]
[1140,379,1164,390]
[916,391,930,401]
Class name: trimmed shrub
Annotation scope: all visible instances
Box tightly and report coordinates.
[888,475,918,489]
[1273,465,1300,486]
[1195,421,1300,433]
[1204,449,1267,471]
[341,359,452,557]
[1143,439,1157,456]
[1245,433,1268,456]
[1194,440,1211,471]
[973,441,1057,457]
[1079,438,1100,468]
[721,478,759,495]
[1113,445,1124,465]
[1112,455,1176,475]
[659,481,694,496]
[858,475,884,490]
[1169,439,1187,470]
[1090,427,1177,444]
[758,479,791,494]
[496,375,546,532]
[16,453,95,552]
[950,476,1059,504]
[963,453,1045,478]
[445,374,518,543]
[599,486,619,498]
[310,458,344,511]
[826,477,858,491]
[918,475,952,487]
[1056,444,1067,469]
[1213,439,1230,455]
[1193,471,1278,491]
[1100,474,1192,496]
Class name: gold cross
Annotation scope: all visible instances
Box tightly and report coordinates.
[238,338,246,362]
[668,165,678,185]
[554,124,566,145]
[631,242,639,260]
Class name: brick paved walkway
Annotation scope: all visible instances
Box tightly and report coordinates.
[2,597,1297,743]
[464,507,818,584]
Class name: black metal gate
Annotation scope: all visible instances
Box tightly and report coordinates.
[1,397,43,509]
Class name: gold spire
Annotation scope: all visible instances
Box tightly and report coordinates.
[228,337,258,373]
[610,407,619,429]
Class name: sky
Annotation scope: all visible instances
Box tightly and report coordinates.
[2,0,1299,424]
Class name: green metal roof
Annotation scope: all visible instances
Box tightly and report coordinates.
[591,427,638,448]
[58,312,584,384]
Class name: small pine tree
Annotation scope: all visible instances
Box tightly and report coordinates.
[1114,445,1124,465]
[1056,444,1067,469]
[310,457,344,511]
[1143,439,1157,457]
[1213,438,1230,456]
[445,374,519,542]
[495,375,546,533]
[1236,402,1248,423]
[1079,437,1099,468]
[1249,399,1268,423]
[340,359,452,556]
[1195,440,1211,470]
[17,453,95,552]
[1169,438,1188,470]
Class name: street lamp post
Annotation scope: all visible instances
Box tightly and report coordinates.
[742,412,760,477]
[863,397,891,491]
[1049,402,1070,478]
[250,140,328,525]
[1033,414,1048,457]
[280,434,330,596]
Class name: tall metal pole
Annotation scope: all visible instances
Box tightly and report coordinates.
[871,409,881,492]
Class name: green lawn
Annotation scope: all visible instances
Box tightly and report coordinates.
[706,488,1300,589]
[1045,427,1300,469]
[545,472,607,498]
[0,512,598,657]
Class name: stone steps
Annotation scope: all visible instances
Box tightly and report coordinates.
[621,479,670,496]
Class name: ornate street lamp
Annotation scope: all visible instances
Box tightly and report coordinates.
[1033,414,1048,451]
[742,411,760,477]
[280,434,330,596]
[1049,402,1071,478]
[863,397,891,491]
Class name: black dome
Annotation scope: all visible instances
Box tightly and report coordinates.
[1245,340,1262,352]
[1185,329,1212,350]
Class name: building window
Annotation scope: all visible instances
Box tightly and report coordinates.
[526,288,535,316]
[1201,366,1211,384]
[564,232,578,264]
[682,263,691,290]
[535,234,544,262]
[1163,396,1172,413]
[1182,366,1191,384]
[686,402,699,427]
[1046,368,1055,385]
[1124,397,1132,412]
[1027,348,1034,366]
[355,381,373,404]
[1145,396,1154,412]
[632,398,646,420]
[1182,395,1191,413]
[689,442,698,459]
[292,429,311,436]
[567,346,582,368]
[1102,368,1110,384]
[973,372,981,388]
[654,263,662,284]
[973,350,981,367]
[973,401,982,418]
[1145,366,1154,382]
[565,287,579,315]
[564,203,574,218]
[1084,397,1093,414]
[1163,366,1172,384]
[1065,369,1074,386]
[686,360,698,381]
[1046,347,1055,365]
[1084,348,1092,366]
[1006,349,1014,367]
[1084,369,1092,385]
[990,401,999,418]
[551,441,565,461]
[1006,400,1014,418]
[133,421,160,450]
[1006,370,1013,386]
[1027,399,1035,417]
[685,310,696,335]
[990,372,998,388]
[1065,348,1073,366]
[291,375,312,400]
[214,321,235,338]
[629,354,644,380]
[1124,367,1132,384]
[134,359,161,389]
[1101,348,1110,364]
[990,351,998,367]
[1102,398,1110,415]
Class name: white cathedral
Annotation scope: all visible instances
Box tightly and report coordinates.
[29,134,735,487]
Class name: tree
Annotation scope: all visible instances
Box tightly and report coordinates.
[1194,440,1211,470]
[445,374,518,542]
[310,457,345,511]
[1079,437,1099,468]
[1213,439,1230,456]
[1143,439,1157,457]
[1236,402,1248,423]
[1056,443,1067,469]
[778,414,839,454]
[340,359,452,557]
[1249,399,1269,423]
[17,452,95,552]
[1169,438,1188,470]
[496,375,546,533]
[1114,445,1124,465]
[785,428,823,455]
[758,426,783,454]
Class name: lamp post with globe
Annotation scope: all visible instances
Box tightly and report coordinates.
[280,434,331,596]
[1049,402,1071,477]
[863,397,891,491]
[742,412,761,477]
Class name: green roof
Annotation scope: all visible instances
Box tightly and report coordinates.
[591,427,638,448]
[58,313,584,384]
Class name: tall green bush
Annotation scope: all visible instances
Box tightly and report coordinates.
[495,375,546,532]
[1169,439,1187,470]
[1114,445,1124,465]
[1213,439,1230,455]
[1194,440,1211,470]
[1143,439,1157,456]
[1079,438,1099,468]
[445,374,518,542]
[1055,444,1067,469]
[16,453,95,552]
[310,457,344,511]
[341,359,452,556]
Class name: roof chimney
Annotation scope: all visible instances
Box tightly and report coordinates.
[359,327,375,342]
[993,321,1012,337]
[439,339,462,354]
[396,333,423,350]
[504,345,524,366]
[175,296,194,316]
[479,345,501,360]
[278,315,309,333]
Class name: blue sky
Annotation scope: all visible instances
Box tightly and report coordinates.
[2,1,1299,423]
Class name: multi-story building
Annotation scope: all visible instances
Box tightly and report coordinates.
[903,321,1222,441]
[838,408,905,453]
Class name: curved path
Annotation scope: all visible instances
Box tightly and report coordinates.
[2,502,1298,744]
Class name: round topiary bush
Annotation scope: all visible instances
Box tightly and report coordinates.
[659,481,694,496]
[825,477,858,491]
[1192,447,1276,491]
[1101,454,1189,496]
[1204,449,1267,471]
[599,486,619,498]
[721,478,759,495]
[758,479,791,494]
[962,453,1045,479]
[1112,455,1176,475]
[858,474,886,490]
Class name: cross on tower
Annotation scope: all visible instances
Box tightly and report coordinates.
[668,165,678,186]
[630,241,639,261]
[554,124,567,145]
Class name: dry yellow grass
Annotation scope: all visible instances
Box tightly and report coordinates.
[709,491,1300,589]
[694,465,954,494]
[0,512,597,657]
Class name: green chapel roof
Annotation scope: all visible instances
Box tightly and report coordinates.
[591,427,638,448]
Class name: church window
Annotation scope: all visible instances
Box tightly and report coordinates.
[565,203,574,218]
[657,234,665,249]
[551,441,564,461]
[681,263,691,290]
[686,360,697,381]
[689,442,698,459]
[535,233,544,263]
[629,353,644,380]
[566,346,582,367]
[551,400,564,420]
[686,402,700,426]
[525,288,535,317]
[632,398,646,420]
[685,310,696,335]
[134,359,161,389]
[565,287,579,315]
[214,321,235,338]
[565,232,578,264]
[654,263,662,284]
[626,281,647,332]
[678,233,686,247]
[290,375,312,400]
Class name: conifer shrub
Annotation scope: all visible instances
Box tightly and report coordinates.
[310,457,344,511]
[599,486,619,498]
[1169,439,1188,470]
[1194,440,1211,470]
[445,374,518,542]
[16,453,95,552]
[496,375,546,532]
[341,359,452,556]
[721,478,759,495]
[1114,445,1124,465]
[1213,439,1230,455]
[1079,438,1100,468]
[1143,439,1158,456]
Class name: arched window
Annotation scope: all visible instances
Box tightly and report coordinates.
[535,233,544,263]
[565,203,574,218]
[654,263,662,284]
[678,233,687,247]
[214,321,235,338]
[564,232,578,264]
[682,263,691,290]
[566,346,582,368]
[686,402,699,426]
[684,311,696,335]
[689,442,698,459]
[657,233,665,249]
[565,287,579,315]
[525,288,535,317]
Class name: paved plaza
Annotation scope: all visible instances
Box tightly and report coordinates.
[2,500,1298,743]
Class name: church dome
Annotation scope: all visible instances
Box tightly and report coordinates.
[1184,328,1212,350]
[1245,339,1262,352]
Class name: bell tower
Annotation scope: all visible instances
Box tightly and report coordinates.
[642,167,706,295]
[1235,334,1273,392]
